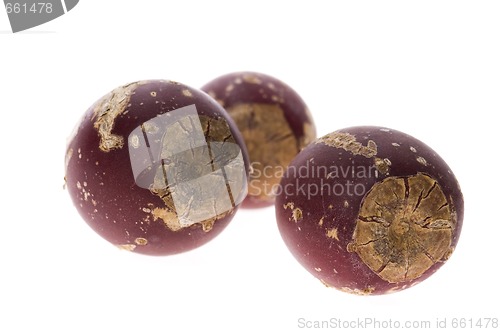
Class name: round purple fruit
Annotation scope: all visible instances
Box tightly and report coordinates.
[275,126,463,295]
[202,72,316,208]
[65,80,249,255]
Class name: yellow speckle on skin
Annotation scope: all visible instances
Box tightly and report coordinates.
[182,89,193,97]
[314,267,322,272]
[65,148,73,171]
[320,279,332,288]
[292,208,303,222]
[341,286,375,296]
[283,202,302,222]
[374,157,390,175]
[150,91,157,97]
[316,132,377,158]
[326,228,339,241]
[116,244,136,251]
[271,95,280,102]
[417,156,428,166]
[129,134,140,149]
[134,238,148,246]
[242,74,262,84]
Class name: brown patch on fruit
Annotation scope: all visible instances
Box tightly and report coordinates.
[349,173,455,283]
[317,132,377,158]
[227,103,298,202]
[93,81,147,152]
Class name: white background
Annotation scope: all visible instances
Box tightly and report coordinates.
[1,1,499,331]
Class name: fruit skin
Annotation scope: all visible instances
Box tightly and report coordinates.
[201,72,316,208]
[65,80,249,256]
[275,126,464,295]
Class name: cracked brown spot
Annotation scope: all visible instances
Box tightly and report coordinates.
[349,173,455,283]
[227,103,298,203]
[93,81,147,152]
[317,132,377,158]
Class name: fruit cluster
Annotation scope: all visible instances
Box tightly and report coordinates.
[65,72,463,295]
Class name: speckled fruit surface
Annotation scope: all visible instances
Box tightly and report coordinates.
[65,80,249,255]
[202,72,316,208]
[275,126,464,295]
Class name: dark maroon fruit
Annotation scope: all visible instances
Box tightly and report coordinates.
[275,126,464,295]
[65,80,249,255]
[202,72,316,208]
